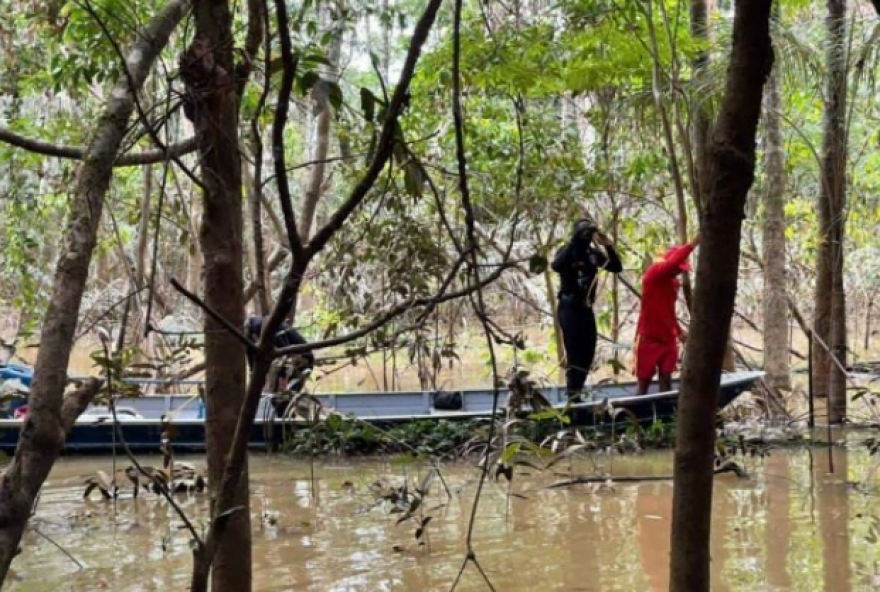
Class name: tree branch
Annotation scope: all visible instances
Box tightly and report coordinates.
[275,261,513,355]
[169,278,258,355]
[60,379,104,432]
[271,0,306,259]
[305,0,446,258]
[0,128,198,167]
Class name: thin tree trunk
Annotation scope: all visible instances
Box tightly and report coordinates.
[135,165,153,288]
[645,0,693,309]
[611,206,620,377]
[668,0,773,590]
[187,196,203,297]
[690,0,738,375]
[0,0,188,583]
[690,0,710,215]
[131,163,154,339]
[762,30,791,391]
[814,0,848,422]
[184,2,250,590]
[299,15,344,242]
[187,0,443,586]
[242,160,270,314]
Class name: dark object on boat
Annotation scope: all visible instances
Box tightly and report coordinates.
[432,391,463,411]
[0,371,764,452]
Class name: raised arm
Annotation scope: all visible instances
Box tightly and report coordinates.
[593,231,623,273]
[649,236,699,280]
[602,245,623,273]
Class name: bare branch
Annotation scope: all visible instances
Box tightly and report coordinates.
[276,261,513,355]
[0,127,198,167]
[271,0,306,258]
[169,278,258,355]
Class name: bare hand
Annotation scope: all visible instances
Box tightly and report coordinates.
[594,231,612,247]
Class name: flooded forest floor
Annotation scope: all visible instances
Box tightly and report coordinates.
[9,435,880,592]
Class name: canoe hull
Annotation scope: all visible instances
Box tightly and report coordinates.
[0,371,763,452]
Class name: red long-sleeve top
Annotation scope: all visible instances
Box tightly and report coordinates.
[636,244,695,344]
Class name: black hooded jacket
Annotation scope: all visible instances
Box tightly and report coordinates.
[551,237,623,305]
[244,316,315,370]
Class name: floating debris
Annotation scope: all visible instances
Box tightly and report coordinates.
[82,463,207,500]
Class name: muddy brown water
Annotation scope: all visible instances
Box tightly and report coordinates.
[6,444,880,591]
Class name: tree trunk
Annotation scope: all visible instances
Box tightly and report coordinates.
[187,0,444,586]
[299,13,344,242]
[0,0,188,584]
[813,0,848,422]
[242,160,271,315]
[668,0,774,590]
[185,2,250,590]
[690,0,710,214]
[645,0,694,309]
[135,165,153,289]
[761,33,791,391]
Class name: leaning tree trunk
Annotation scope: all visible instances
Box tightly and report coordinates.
[762,18,791,391]
[814,0,848,422]
[0,0,189,583]
[668,0,774,590]
[183,2,250,590]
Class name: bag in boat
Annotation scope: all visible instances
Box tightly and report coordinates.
[432,391,463,411]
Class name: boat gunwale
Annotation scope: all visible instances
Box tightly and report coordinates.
[0,371,764,427]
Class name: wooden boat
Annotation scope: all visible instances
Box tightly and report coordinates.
[0,370,764,452]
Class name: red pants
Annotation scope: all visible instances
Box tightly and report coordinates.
[635,336,678,381]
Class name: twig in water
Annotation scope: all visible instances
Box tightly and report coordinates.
[31,523,84,571]
[98,334,204,548]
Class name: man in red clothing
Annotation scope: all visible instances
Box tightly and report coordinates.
[634,235,700,395]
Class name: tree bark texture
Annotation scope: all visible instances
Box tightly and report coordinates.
[761,40,791,391]
[184,1,250,590]
[668,0,774,590]
[0,0,189,584]
[813,0,848,422]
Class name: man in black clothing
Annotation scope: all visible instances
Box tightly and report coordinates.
[551,219,623,396]
[244,316,315,415]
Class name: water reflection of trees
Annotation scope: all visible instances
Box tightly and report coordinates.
[13,447,880,591]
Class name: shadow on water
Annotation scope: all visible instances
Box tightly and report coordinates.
[6,431,880,591]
